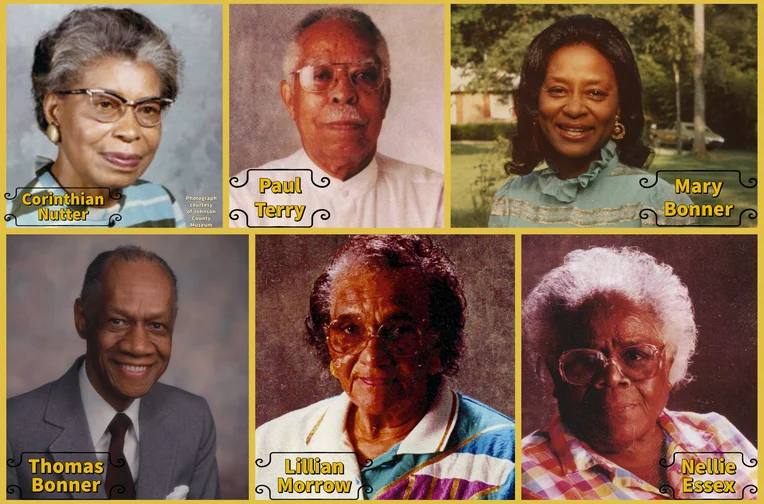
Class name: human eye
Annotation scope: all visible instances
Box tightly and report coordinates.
[621,346,653,363]
[311,66,333,82]
[352,66,381,86]
[138,102,162,116]
[92,93,120,110]
[384,321,419,341]
[340,323,360,335]
[545,86,567,97]
[106,318,128,330]
[146,321,170,335]
[587,89,609,101]
[329,319,363,341]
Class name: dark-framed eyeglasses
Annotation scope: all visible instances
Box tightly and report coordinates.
[326,317,426,357]
[558,343,665,386]
[55,89,174,127]
[293,63,385,94]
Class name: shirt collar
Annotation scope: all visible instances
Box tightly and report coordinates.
[305,384,458,455]
[297,149,378,199]
[78,359,141,448]
[547,409,717,477]
[398,385,458,454]
[658,409,716,453]
[547,413,610,476]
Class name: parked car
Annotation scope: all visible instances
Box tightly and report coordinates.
[650,122,725,150]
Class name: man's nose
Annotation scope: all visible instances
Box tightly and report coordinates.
[122,324,154,355]
[329,69,359,105]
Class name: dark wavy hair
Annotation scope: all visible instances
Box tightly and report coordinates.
[305,235,466,390]
[508,14,652,175]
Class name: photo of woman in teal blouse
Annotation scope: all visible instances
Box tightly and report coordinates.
[489,15,692,228]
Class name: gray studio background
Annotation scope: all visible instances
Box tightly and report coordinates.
[230,4,444,177]
[255,235,515,427]
[6,5,223,226]
[522,235,757,447]
[7,235,248,499]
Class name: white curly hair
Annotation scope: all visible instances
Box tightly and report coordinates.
[524,247,697,387]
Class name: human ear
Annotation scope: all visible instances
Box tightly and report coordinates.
[43,92,62,127]
[427,353,442,375]
[380,78,391,120]
[279,80,296,120]
[545,355,566,398]
[74,298,88,340]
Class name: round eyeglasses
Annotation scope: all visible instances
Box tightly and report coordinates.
[326,317,425,357]
[558,343,665,386]
[56,89,174,127]
[293,63,385,94]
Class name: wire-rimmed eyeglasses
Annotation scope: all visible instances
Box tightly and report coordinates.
[293,63,385,94]
[326,316,426,357]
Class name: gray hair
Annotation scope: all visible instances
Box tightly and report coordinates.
[524,247,697,387]
[32,7,183,131]
[282,8,390,80]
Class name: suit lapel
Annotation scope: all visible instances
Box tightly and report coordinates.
[45,358,107,499]
[135,389,178,499]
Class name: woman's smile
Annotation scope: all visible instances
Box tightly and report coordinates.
[555,123,596,141]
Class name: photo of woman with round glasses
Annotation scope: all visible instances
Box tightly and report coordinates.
[255,235,516,499]
[521,236,757,499]
[6,5,222,227]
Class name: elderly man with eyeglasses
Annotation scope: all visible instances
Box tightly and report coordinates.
[521,247,757,500]
[229,8,443,228]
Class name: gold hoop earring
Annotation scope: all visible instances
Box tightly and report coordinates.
[329,362,338,378]
[611,120,626,140]
[46,123,60,144]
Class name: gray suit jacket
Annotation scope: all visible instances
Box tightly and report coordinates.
[7,357,220,499]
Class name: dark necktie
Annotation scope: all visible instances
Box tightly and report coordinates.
[105,413,136,499]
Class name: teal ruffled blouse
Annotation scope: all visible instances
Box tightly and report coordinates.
[488,141,693,228]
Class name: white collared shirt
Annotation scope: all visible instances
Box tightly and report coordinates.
[256,383,457,455]
[229,150,444,228]
[78,363,140,481]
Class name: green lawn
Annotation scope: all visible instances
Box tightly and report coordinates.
[451,141,758,228]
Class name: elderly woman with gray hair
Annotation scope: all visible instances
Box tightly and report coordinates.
[256,235,515,500]
[7,7,184,227]
[522,247,756,500]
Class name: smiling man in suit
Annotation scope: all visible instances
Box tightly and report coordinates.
[7,246,220,499]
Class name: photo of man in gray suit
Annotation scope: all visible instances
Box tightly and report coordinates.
[7,246,220,499]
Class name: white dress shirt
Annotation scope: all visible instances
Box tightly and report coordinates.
[78,363,140,481]
[229,149,444,228]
